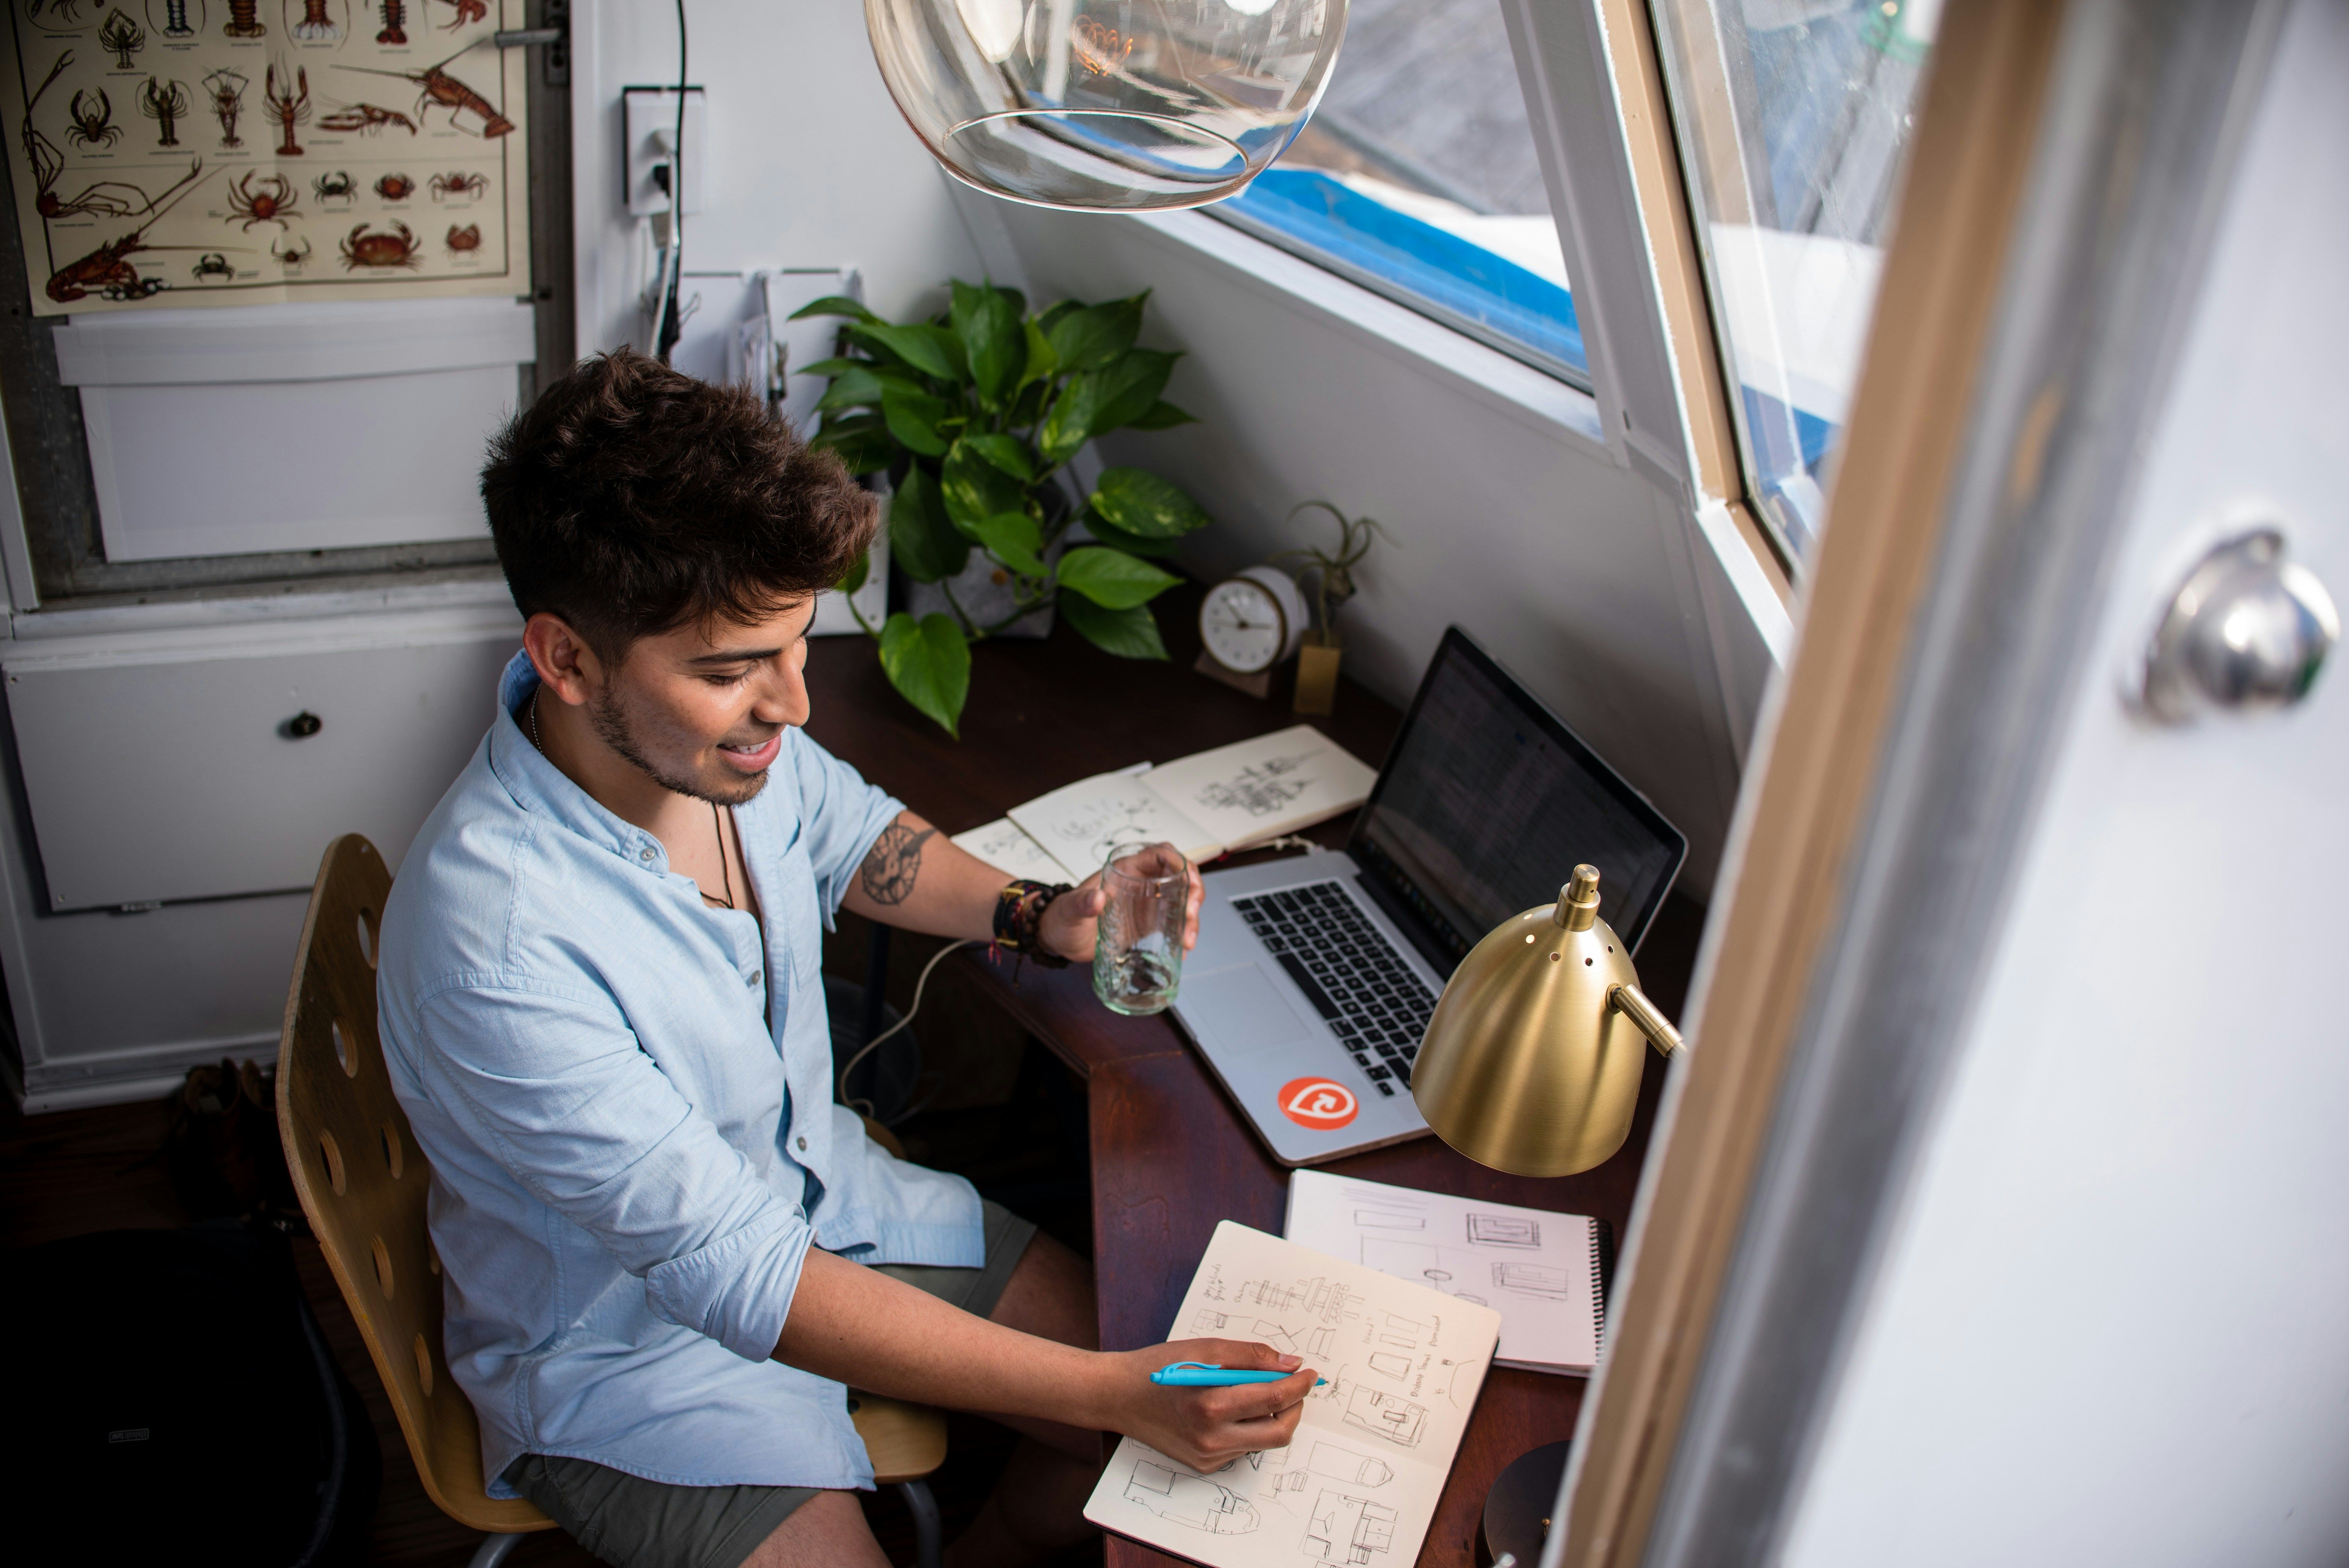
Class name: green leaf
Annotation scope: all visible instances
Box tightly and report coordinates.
[1079,510,1183,557]
[1088,467,1211,538]
[787,295,879,324]
[1044,293,1147,374]
[941,440,1027,540]
[974,511,1048,578]
[879,612,972,736]
[849,322,967,384]
[1037,374,1106,465]
[1086,349,1180,437]
[837,550,869,597]
[1020,317,1059,387]
[795,356,867,378]
[887,465,970,583]
[952,282,1025,406]
[814,363,889,415]
[1009,378,1049,428]
[1055,545,1182,609]
[881,383,952,457]
[810,415,895,475]
[960,432,1037,484]
[1036,299,1082,335]
[1126,398,1198,431]
[1058,590,1169,660]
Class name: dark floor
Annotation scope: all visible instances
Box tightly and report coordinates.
[0,1025,1102,1568]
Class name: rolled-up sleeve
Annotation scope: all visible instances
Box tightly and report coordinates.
[412,979,811,1362]
[786,730,904,920]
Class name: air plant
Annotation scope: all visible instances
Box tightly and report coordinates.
[1273,501,1389,643]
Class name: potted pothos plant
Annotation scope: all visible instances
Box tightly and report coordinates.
[790,282,1212,736]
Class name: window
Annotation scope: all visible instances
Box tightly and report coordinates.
[1650,0,1941,561]
[1212,0,1589,387]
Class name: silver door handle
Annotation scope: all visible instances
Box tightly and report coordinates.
[2142,529,2337,722]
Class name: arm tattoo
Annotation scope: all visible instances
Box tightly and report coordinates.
[859,821,936,905]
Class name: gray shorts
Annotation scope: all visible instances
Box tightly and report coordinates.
[504,1199,1038,1568]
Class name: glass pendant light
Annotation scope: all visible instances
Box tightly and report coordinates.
[866,0,1349,211]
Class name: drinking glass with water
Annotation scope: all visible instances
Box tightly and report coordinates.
[1094,842,1190,1015]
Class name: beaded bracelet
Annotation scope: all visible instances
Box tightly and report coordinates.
[993,878,1074,969]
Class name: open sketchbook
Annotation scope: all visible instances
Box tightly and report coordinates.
[1285,1171,1607,1377]
[951,727,1378,884]
[1084,1222,1501,1568]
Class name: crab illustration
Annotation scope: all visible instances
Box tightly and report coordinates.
[340,220,419,270]
[312,169,356,205]
[372,171,415,201]
[444,222,479,253]
[428,169,486,200]
[272,233,314,268]
[225,169,298,230]
[191,252,233,281]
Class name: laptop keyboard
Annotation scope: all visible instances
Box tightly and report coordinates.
[1230,882,1439,1098]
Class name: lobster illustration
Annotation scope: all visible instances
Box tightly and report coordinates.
[264,62,308,155]
[319,102,417,135]
[332,39,512,137]
[428,169,484,200]
[223,0,265,37]
[160,0,194,38]
[96,8,145,70]
[203,69,247,148]
[434,0,485,29]
[372,171,413,199]
[225,169,296,229]
[138,77,190,148]
[46,168,217,303]
[66,88,121,149]
[30,1,93,23]
[22,56,199,220]
[312,167,355,203]
[190,251,233,281]
[443,221,478,252]
[340,220,419,270]
[293,0,341,41]
[374,0,405,45]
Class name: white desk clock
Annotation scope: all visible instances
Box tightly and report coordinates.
[1197,565,1309,697]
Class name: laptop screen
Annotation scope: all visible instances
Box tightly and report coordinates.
[1350,628,1686,966]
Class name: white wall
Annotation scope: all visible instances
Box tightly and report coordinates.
[572,0,987,358]
[1778,5,2349,1561]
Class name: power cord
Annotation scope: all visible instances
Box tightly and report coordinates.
[653,0,688,364]
[838,938,975,1119]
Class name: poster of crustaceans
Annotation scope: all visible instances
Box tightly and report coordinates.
[0,0,529,315]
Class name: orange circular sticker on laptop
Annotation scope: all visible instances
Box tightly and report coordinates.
[1278,1077,1360,1130]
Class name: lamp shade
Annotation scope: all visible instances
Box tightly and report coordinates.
[1411,867,1682,1178]
[865,0,1348,211]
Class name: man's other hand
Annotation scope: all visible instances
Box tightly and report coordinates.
[1095,1338,1316,1471]
[1039,854,1205,964]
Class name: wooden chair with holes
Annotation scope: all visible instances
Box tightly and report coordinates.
[278,834,951,1568]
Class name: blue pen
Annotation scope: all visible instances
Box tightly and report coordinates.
[1152,1360,1329,1388]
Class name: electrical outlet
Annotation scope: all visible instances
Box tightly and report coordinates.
[623,87,706,217]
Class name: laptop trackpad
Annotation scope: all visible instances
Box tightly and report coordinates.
[1185,964,1317,1050]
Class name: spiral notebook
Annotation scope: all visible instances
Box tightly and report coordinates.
[1283,1171,1608,1376]
[1083,1222,1501,1568]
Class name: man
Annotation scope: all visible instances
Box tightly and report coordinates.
[379,349,1315,1568]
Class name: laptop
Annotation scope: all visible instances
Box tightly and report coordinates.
[1169,627,1688,1165]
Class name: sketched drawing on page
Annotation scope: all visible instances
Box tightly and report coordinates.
[1252,1319,1299,1354]
[1343,1386,1427,1447]
[1354,1210,1426,1230]
[1239,1275,1353,1324]
[951,818,1072,884]
[1303,1326,1335,1357]
[1125,1459,1262,1534]
[1192,751,1317,818]
[1192,1309,1231,1333]
[1306,1441,1395,1488]
[1493,1262,1571,1299]
[1342,1185,1426,1208]
[1378,1313,1427,1349]
[1365,1351,1411,1381]
[1465,1213,1542,1248]
[1305,1489,1399,1564]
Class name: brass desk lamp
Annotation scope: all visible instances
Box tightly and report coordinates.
[1412,865,1684,1178]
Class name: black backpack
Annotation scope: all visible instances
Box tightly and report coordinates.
[4,1222,379,1566]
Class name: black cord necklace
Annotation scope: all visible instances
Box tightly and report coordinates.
[530,691,735,911]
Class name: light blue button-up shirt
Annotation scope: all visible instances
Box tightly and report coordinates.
[377,652,984,1495]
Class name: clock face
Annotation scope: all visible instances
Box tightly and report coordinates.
[1201,578,1289,674]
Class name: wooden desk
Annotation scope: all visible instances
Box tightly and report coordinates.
[803,590,1699,1568]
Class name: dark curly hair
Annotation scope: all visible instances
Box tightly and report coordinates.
[481,349,874,661]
